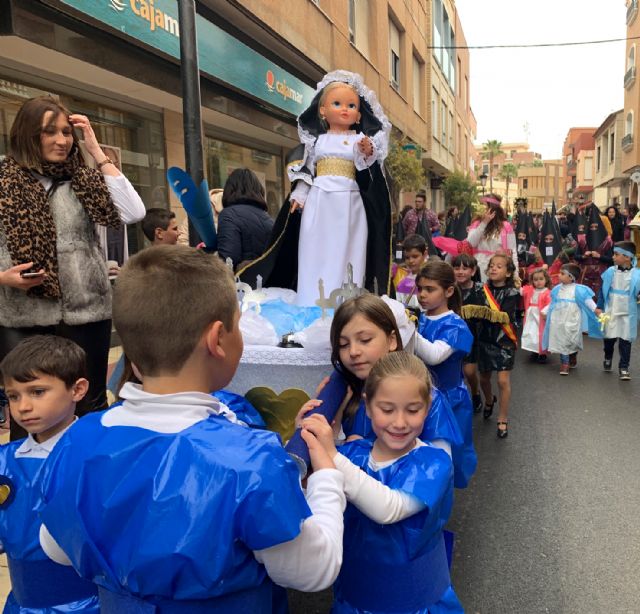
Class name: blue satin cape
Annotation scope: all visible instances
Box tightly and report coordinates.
[417,313,477,488]
[331,440,463,614]
[39,412,310,610]
[0,441,99,613]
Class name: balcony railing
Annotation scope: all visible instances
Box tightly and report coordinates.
[622,133,634,151]
[628,0,638,25]
[625,65,637,89]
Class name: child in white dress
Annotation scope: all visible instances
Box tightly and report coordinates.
[543,263,598,375]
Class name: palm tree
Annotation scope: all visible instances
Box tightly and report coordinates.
[500,163,518,213]
[482,139,503,192]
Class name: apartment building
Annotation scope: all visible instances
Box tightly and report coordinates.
[517,160,565,213]
[563,128,596,203]
[623,0,640,207]
[593,109,628,209]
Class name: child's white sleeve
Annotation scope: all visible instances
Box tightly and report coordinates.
[466,222,486,247]
[290,181,311,206]
[39,525,72,566]
[413,333,454,365]
[541,305,550,316]
[253,468,345,592]
[585,298,597,312]
[333,453,425,524]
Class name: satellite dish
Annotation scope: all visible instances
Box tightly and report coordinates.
[630,171,640,183]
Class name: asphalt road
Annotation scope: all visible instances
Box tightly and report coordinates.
[230,335,640,614]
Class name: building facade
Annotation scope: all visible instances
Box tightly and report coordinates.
[593,109,628,209]
[562,127,596,204]
[517,160,565,213]
[475,142,542,179]
[622,0,640,207]
[0,0,475,244]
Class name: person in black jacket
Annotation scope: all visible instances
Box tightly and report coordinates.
[605,205,626,243]
[217,168,274,270]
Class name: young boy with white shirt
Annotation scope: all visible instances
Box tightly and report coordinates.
[38,245,346,613]
[0,335,100,612]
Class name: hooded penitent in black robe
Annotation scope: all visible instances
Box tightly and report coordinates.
[538,210,563,266]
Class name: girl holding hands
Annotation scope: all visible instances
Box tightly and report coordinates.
[301,352,463,614]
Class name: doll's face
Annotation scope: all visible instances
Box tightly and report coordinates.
[319,85,360,131]
[544,233,554,244]
[577,224,585,233]
[589,222,599,232]
[517,232,527,242]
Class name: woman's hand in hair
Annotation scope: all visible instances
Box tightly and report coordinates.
[481,209,496,225]
[69,114,118,175]
[0,263,45,290]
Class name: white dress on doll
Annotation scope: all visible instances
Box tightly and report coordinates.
[290,132,376,306]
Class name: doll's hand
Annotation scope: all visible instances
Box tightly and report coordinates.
[584,250,592,257]
[295,399,323,429]
[290,199,304,213]
[591,251,600,258]
[357,136,374,157]
[302,414,338,458]
[542,264,549,270]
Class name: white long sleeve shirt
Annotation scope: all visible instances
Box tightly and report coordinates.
[35,173,145,225]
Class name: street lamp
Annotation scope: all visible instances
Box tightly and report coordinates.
[567,188,573,206]
[479,172,488,195]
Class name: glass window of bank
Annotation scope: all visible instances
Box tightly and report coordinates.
[204,135,283,218]
[0,76,165,254]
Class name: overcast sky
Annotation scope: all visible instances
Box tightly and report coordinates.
[455,0,627,159]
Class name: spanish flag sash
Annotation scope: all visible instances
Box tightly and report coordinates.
[483,284,518,346]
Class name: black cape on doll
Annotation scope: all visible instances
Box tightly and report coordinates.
[238,71,392,299]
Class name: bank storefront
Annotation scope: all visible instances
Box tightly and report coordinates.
[0,0,314,249]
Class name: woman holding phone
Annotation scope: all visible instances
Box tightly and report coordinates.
[0,96,145,438]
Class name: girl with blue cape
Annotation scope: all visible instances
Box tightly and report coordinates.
[413,260,477,487]
[301,352,463,614]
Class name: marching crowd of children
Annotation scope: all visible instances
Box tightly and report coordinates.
[0,211,637,612]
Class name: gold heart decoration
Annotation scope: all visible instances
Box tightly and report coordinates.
[0,483,12,506]
[244,387,310,443]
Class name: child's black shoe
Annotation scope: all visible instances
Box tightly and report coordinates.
[603,359,613,372]
[619,369,631,381]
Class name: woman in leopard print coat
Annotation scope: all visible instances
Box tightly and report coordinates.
[0,96,145,438]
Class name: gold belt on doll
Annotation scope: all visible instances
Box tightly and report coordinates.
[316,157,356,180]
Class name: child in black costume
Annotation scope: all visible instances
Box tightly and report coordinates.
[452,253,484,413]
[471,254,520,438]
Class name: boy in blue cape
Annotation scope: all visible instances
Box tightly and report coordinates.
[0,335,99,613]
[593,240,640,380]
[38,245,346,613]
